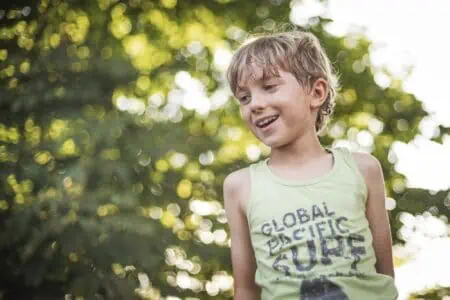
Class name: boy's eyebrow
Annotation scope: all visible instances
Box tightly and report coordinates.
[239,73,279,87]
[264,75,281,82]
[260,72,283,84]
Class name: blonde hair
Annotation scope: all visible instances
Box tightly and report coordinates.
[226,31,339,134]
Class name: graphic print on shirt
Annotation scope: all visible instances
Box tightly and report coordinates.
[260,202,367,279]
[300,277,349,300]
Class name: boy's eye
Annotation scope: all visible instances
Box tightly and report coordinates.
[263,84,277,91]
[238,95,251,104]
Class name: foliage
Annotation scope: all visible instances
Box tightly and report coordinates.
[410,287,450,300]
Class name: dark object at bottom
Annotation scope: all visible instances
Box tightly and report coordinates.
[300,277,349,300]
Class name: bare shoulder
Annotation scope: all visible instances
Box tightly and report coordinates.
[223,167,251,214]
[350,151,384,185]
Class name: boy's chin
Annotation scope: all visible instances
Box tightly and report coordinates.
[258,136,286,149]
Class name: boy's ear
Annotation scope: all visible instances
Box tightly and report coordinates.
[309,78,328,109]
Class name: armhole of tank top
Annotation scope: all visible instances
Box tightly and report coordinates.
[338,147,369,205]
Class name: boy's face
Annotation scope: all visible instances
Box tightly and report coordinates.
[235,65,326,148]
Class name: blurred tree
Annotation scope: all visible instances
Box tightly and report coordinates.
[0,0,448,299]
[410,287,450,300]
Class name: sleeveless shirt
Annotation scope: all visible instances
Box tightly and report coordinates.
[247,147,398,300]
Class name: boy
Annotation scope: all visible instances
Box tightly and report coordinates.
[223,31,398,299]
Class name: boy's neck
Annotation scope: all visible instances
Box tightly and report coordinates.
[268,131,328,167]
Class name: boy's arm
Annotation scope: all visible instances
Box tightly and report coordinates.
[352,152,396,278]
[223,169,261,300]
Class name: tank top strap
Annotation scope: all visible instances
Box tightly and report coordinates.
[335,147,359,173]
[247,161,264,221]
[334,147,368,203]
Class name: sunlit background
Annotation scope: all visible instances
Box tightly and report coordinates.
[0,0,449,299]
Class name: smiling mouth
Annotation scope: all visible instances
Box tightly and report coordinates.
[255,115,279,129]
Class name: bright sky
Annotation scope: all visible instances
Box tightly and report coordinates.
[290,0,450,298]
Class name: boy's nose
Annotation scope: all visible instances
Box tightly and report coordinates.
[250,94,269,113]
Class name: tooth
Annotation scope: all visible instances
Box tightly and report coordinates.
[256,116,278,127]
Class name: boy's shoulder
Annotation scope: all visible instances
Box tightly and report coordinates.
[223,167,251,213]
[348,150,383,183]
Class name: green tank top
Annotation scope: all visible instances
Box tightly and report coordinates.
[247,147,398,300]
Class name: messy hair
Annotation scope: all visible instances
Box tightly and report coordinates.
[226,31,339,134]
